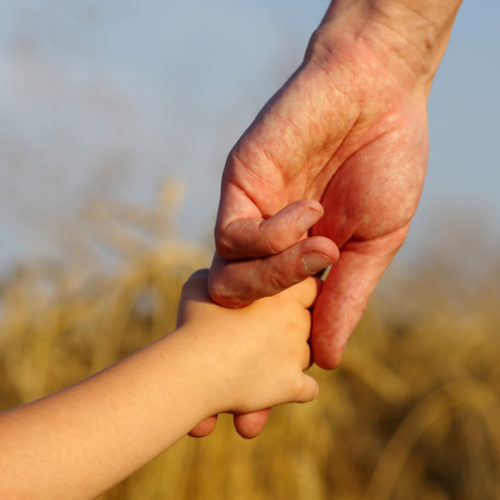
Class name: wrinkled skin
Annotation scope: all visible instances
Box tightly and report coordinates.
[192,30,429,438]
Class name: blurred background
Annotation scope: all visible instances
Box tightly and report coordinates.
[1,1,500,499]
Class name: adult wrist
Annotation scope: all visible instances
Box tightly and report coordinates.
[307,0,462,96]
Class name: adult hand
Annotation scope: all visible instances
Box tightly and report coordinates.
[193,0,461,438]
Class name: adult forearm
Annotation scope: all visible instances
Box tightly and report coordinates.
[309,0,462,94]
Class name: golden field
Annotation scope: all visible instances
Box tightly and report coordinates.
[1,196,499,500]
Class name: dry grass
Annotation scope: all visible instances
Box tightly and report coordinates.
[1,193,499,500]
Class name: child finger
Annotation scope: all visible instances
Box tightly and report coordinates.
[301,343,313,371]
[292,374,319,403]
[233,409,270,439]
[286,276,323,309]
[188,415,218,438]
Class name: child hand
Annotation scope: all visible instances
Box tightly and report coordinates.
[176,269,321,416]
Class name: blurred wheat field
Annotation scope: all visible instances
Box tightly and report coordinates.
[1,191,499,499]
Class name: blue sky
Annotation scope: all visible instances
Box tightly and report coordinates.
[1,1,499,273]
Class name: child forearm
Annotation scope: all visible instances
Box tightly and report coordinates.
[0,273,319,499]
[0,328,213,500]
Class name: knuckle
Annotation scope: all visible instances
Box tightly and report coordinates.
[267,268,296,293]
[214,227,234,259]
[260,227,280,255]
[268,270,291,293]
[208,275,245,308]
[329,354,343,370]
[207,279,229,305]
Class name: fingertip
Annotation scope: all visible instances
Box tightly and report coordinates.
[289,275,323,309]
[310,307,347,370]
[299,374,320,403]
[312,343,344,370]
[234,409,270,439]
[301,238,339,277]
[188,415,218,438]
[311,377,320,400]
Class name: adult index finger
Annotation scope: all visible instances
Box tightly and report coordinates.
[215,198,325,260]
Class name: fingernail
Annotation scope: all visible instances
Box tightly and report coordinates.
[298,208,322,234]
[303,252,333,275]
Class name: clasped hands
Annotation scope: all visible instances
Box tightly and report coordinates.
[190,9,431,439]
